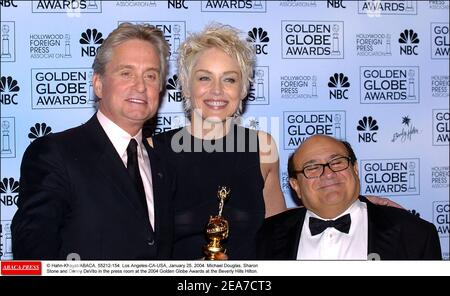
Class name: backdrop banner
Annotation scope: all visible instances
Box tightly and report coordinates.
[1,0,448,260]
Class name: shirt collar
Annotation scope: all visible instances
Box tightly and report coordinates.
[307,199,361,221]
[97,110,143,158]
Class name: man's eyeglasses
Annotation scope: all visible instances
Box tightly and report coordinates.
[294,156,352,179]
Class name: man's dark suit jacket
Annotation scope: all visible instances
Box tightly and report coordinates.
[257,196,442,260]
[12,114,174,260]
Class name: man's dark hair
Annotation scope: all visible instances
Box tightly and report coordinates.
[287,152,297,179]
[287,138,357,179]
[341,140,357,164]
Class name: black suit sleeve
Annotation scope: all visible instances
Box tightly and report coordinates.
[422,222,442,260]
[11,137,71,260]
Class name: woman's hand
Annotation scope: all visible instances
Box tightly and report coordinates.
[366,196,404,209]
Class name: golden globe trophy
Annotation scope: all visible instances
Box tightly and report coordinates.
[203,186,231,260]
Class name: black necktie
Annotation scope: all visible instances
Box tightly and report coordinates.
[309,214,351,236]
[127,139,149,219]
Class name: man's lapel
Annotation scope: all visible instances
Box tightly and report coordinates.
[287,208,306,259]
[86,114,152,229]
[362,196,400,260]
[270,208,306,259]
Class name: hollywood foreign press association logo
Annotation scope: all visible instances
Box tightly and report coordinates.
[282,21,344,59]
[280,74,318,99]
[429,0,449,9]
[116,1,157,8]
[246,66,269,105]
[357,116,379,143]
[201,0,267,12]
[431,75,449,98]
[32,0,102,13]
[360,158,420,196]
[328,73,350,100]
[0,220,13,260]
[0,117,15,158]
[431,166,449,189]
[0,76,20,105]
[0,21,15,62]
[356,32,392,57]
[358,0,417,16]
[166,74,182,103]
[431,23,449,59]
[30,32,72,59]
[279,0,317,8]
[360,66,419,104]
[28,123,52,141]
[80,28,104,57]
[433,110,449,146]
[391,115,419,143]
[283,111,346,150]
[399,29,419,55]
[433,201,449,238]
[247,27,269,55]
[0,177,19,208]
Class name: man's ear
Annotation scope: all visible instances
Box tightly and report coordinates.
[352,161,359,176]
[93,73,103,99]
[289,178,301,199]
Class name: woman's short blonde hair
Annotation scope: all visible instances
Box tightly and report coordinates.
[177,23,256,117]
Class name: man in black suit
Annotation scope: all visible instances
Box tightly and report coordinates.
[257,135,441,260]
[12,23,174,260]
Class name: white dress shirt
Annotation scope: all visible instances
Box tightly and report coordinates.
[97,111,155,228]
[297,199,368,260]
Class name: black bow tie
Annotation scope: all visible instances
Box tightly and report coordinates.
[309,214,351,236]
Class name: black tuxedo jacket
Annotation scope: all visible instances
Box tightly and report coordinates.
[256,196,442,260]
[12,114,174,260]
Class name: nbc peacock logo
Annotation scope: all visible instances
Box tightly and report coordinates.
[0,177,19,207]
[328,73,350,88]
[28,123,52,142]
[0,76,20,105]
[166,74,179,90]
[399,29,420,44]
[399,29,419,55]
[328,73,350,100]
[166,74,182,103]
[357,116,379,143]
[80,28,104,57]
[0,177,19,194]
[357,116,379,132]
[0,1,18,8]
[247,27,269,55]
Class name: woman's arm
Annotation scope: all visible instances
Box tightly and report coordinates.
[258,131,287,218]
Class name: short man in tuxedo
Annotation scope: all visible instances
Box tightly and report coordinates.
[257,135,441,260]
[12,23,174,260]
